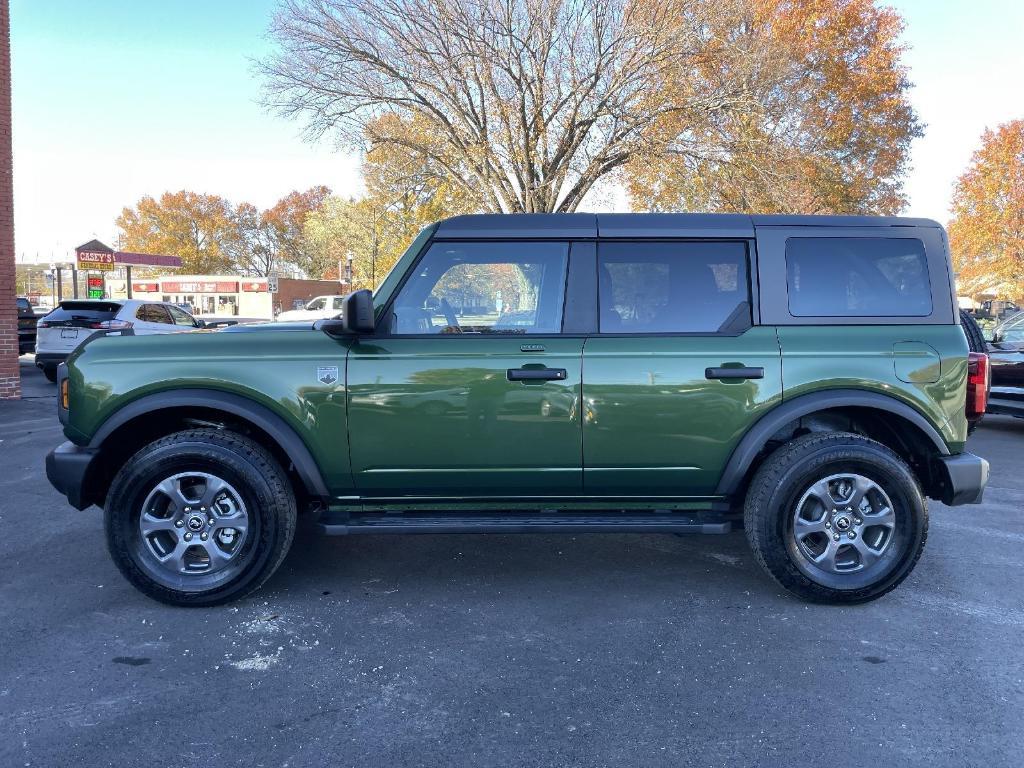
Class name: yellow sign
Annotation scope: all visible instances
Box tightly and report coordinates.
[77,250,115,272]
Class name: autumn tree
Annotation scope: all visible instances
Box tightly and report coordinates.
[229,186,332,277]
[262,0,919,215]
[303,196,407,288]
[627,0,921,214]
[948,120,1024,300]
[116,191,238,273]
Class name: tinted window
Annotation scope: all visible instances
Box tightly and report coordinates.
[44,302,121,323]
[390,241,569,335]
[305,298,325,311]
[598,241,750,333]
[17,298,31,312]
[137,304,172,324]
[786,238,932,317]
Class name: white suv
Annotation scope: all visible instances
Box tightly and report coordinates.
[35,299,200,382]
[275,295,346,322]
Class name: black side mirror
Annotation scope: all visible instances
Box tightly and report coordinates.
[194,318,206,328]
[319,289,375,337]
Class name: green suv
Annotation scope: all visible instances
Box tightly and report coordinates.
[46,214,989,606]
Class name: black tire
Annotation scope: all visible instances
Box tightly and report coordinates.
[104,429,297,607]
[744,432,927,604]
[42,365,58,383]
[959,309,987,353]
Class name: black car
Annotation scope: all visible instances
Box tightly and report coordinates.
[16,297,38,354]
[982,310,1024,417]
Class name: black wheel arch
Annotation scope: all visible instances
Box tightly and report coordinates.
[84,389,330,508]
[717,389,951,499]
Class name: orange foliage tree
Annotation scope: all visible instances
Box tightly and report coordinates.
[627,0,921,214]
[948,120,1024,301]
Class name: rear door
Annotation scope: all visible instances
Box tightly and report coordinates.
[347,239,585,498]
[134,303,175,334]
[582,240,782,497]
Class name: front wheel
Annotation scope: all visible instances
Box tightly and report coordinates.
[105,429,297,606]
[744,432,927,604]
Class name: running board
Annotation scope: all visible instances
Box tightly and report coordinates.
[317,510,732,536]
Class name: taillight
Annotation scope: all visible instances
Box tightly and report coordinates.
[37,320,53,328]
[966,351,990,419]
[88,319,133,330]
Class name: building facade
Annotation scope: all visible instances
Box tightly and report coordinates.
[0,1,16,399]
[106,275,343,319]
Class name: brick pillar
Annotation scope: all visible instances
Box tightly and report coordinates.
[0,0,16,399]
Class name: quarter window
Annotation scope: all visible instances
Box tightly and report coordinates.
[389,241,569,335]
[598,241,750,333]
[785,237,932,317]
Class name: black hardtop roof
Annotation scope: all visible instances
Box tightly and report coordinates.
[433,212,942,239]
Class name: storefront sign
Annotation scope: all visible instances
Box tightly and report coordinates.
[241,280,267,292]
[132,282,159,293]
[162,281,239,293]
[77,250,115,272]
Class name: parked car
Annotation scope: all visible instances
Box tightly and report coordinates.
[983,310,1024,418]
[275,295,346,322]
[17,296,38,354]
[46,213,988,607]
[35,299,202,382]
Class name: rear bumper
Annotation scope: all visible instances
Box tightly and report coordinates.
[934,452,989,506]
[46,441,100,510]
[987,389,1024,418]
[35,352,69,368]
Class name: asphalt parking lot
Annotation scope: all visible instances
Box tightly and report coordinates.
[1,357,1022,767]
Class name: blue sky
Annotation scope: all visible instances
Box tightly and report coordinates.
[11,0,1024,262]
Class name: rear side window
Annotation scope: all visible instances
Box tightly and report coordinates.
[598,241,750,333]
[786,238,932,317]
[137,304,172,324]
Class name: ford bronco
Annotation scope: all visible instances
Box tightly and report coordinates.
[45,213,989,606]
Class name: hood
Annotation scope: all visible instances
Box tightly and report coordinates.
[219,320,317,333]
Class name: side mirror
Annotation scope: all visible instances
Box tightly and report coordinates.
[320,289,375,336]
[194,318,206,328]
[343,289,375,333]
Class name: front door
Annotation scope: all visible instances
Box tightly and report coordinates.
[347,239,584,498]
[582,240,783,497]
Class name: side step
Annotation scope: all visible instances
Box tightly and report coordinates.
[317,510,732,536]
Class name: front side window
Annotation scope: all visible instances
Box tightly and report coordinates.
[305,298,326,311]
[786,237,932,317]
[389,241,569,335]
[332,297,345,310]
[167,305,196,326]
[598,241,750,333]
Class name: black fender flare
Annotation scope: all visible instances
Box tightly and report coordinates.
[88,389,331,499]
[715,389,951,496]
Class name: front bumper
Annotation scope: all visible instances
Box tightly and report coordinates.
[46,441,100,510]
[934,452,989,506]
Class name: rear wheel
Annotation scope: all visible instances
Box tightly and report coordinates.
[105,429,297,606]
[744,432,927,604]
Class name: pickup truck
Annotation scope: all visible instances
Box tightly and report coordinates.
[45,213,989,606]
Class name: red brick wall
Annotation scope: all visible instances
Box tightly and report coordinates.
[274,278,344,316]
[0,1,18,399]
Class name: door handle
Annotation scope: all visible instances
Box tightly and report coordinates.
[507,367,568,381]
[705,366,764,380]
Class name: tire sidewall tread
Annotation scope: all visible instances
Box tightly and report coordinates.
[743,431,928,604]
[104,428,297,607]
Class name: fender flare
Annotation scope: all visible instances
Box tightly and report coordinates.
[89,389,331,499]
[715,389,951,496]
